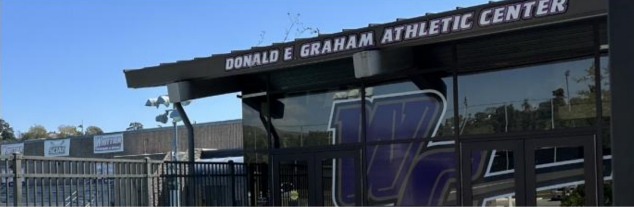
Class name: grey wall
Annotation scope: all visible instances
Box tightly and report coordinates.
[2,119,243,160]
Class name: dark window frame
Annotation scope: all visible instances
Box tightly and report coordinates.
[239,17,609,206]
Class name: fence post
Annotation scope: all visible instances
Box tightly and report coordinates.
[145,158,153,206]
[12,153,22,207]
[246,163,253,206]
[229,160,236,206]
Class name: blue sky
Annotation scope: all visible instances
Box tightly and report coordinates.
[0,0,490,135]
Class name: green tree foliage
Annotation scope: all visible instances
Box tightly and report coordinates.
[0,119,17,141]
[85,126,104,135]
[58,125,81,138]
[603,182,613,205]
[560,182,613,206]
[460,64,604,135]
[561,185,585,206]
[243,125,268,150]
[22,125,48,139]
[126,122,143,131]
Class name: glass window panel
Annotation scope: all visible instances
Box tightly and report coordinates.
[555,147,584,162]
[244,152,269,164]
[244,152,270,206]
[459,58,598,135]
[242,96,269,150]
[600,55,612,205]
[602,128,613,205]
[321,157,357,206]
[366,142,457,206]
[365,74,455,142]
[471,149,516,207]
[279,160,310,206]
[600,56,610,121]
[482,195,516,207]
[489,150,515,173]
[534,146,586,206]
[271,88,362,148]
[536,148,555,165]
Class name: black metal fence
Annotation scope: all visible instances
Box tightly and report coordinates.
[0,153,268,206]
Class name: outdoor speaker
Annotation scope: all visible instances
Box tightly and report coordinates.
[353,50,382,78]
[353,48,413,79]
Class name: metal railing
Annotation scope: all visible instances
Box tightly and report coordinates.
[0,153,268,206]
[1,153,162,206]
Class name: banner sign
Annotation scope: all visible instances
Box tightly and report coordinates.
[224,0,577,71]
[1,143,24,156]
[125,0,607,88]
[44,139,70,157]
[93,133,124,154]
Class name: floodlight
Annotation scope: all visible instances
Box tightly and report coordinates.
[157,95,171,107]
[145,98,159,108]
[170,110,182,123]
[155,111,169,124]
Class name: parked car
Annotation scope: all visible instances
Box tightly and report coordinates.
[551,187,574,201]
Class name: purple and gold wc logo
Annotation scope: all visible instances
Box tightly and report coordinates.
[328,90,459,206]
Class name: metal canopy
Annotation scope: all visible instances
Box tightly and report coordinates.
[123,0,606,90]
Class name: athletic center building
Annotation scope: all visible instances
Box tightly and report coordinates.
[124,0,634,206]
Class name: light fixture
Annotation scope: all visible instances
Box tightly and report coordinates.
[157,95,171,107]
[145,98,159,108]
[146,95,193,166]
[170,110,182,123]
[155,111,169,124]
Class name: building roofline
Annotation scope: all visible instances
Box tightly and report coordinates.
[123,0,606,90]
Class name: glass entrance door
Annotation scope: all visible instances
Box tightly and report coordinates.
[275,154,313,206]
[273,150,361,206]
[315,151,362,206]
[525,136,597,206]
[461,136,598,206]
[461,140,526,206]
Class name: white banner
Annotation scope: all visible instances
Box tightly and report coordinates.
[1,143,24,155]
[44,139,70,157]
[93,133,124,154]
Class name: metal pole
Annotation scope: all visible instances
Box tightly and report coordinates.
[170,107,180,206]
[174,103,193,164]
[551,99,555,129]
[229,161,237,206]
[173,115,181,206]
[565,70,571,112]
[504,104,508,132]
[174,102,195,205]
[12,153,22,207]
[173,120,178,161]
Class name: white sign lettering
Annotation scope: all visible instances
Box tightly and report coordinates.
[1,143,24,156]
[225,49,280,71]
[44,139,70,157]
[223,0,569,71]
[94,133,124,154]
